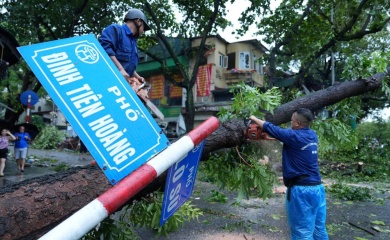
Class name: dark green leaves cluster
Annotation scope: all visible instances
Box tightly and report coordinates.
[123,191,203,237]
[327,183,372,201]
[200,144,276,202]
[321,136,390,183]
[32,125,66,150]
[357,120,390,144]
[218,82,282,122]
[83,191,202,238]
[1,0,129,44]
[82,216,140,240]
[207,190,228,203]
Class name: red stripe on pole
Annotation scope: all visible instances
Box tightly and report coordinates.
[98,164,157,214]
[187,116,220,146]
[26,95,31,123]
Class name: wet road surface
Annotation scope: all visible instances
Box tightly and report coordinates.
[0,146,92,187]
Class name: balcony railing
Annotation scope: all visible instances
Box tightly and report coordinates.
[224,69,263,87]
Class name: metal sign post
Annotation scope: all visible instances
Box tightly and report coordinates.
[20,90,39,123]
[39,117,220,240]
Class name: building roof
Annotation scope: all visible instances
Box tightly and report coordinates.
[139,37,191,62]
[230,39,269,52]
[190,34,268,52]
[190,34,230,44]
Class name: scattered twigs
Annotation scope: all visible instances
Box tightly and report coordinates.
[348,221,376,236]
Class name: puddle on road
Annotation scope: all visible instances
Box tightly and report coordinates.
[0,160,57,187]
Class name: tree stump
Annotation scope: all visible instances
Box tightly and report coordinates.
[357,162,364,172]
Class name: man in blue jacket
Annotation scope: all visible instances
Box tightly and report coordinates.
[14,126,31,172]
[250,108,328,240]
[99,9,151,88]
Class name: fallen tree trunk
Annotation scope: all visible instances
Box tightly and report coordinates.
[0,166,109,239]
[0,72,387,239]
[0,166,168,240]
[264,73,385,125]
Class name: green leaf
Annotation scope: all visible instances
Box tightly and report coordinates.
[371,220,386,226]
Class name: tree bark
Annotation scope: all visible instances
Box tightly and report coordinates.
[0,72,388,239]
[0,166,109,239]
[264,74,384,125]
[0,166,168,239]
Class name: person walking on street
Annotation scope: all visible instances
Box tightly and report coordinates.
[79,139,89,160]
[0,129,16,176]
[99,8,151,93]
[14,126,31,172]
[249,108,328,240]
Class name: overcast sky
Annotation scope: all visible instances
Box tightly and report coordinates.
[218,0,256,42]
[219,0,281,43]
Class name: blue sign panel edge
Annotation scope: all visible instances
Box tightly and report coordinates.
[17,34,169,184]
[159,140,205,226]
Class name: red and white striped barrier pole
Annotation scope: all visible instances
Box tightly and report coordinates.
[40,116,220,240]
[26,94,31,123]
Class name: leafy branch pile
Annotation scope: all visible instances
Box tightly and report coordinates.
[327,183,372,202]
[321,138,390,183]
[31,126,65,150]
[83,191,202,239]
[199,144,276,202]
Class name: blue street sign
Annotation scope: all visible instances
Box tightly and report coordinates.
[20,90,39,106]
[18,34,169,184]
[160,140,205,226]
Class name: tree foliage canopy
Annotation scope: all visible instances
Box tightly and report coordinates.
[240,0,390,76]
[357,117,390,144]
[1,0,389,127]
[236,0,390,121]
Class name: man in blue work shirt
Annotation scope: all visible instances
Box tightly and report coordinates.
[250,108,328,240]
[99,9,151,89]
[14,126,31,172]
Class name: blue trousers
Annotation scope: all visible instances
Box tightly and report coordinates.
[286,185,329,240]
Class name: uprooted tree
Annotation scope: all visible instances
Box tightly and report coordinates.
[0,70,388,239]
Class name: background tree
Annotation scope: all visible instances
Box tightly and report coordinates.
[239,0,390,118]
[357,117,390,145]
[0,0,129,125]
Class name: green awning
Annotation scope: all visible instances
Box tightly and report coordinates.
[137,56,188,77]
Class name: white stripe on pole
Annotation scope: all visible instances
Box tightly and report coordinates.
[147,135,194,176]
[39,199,107,240]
